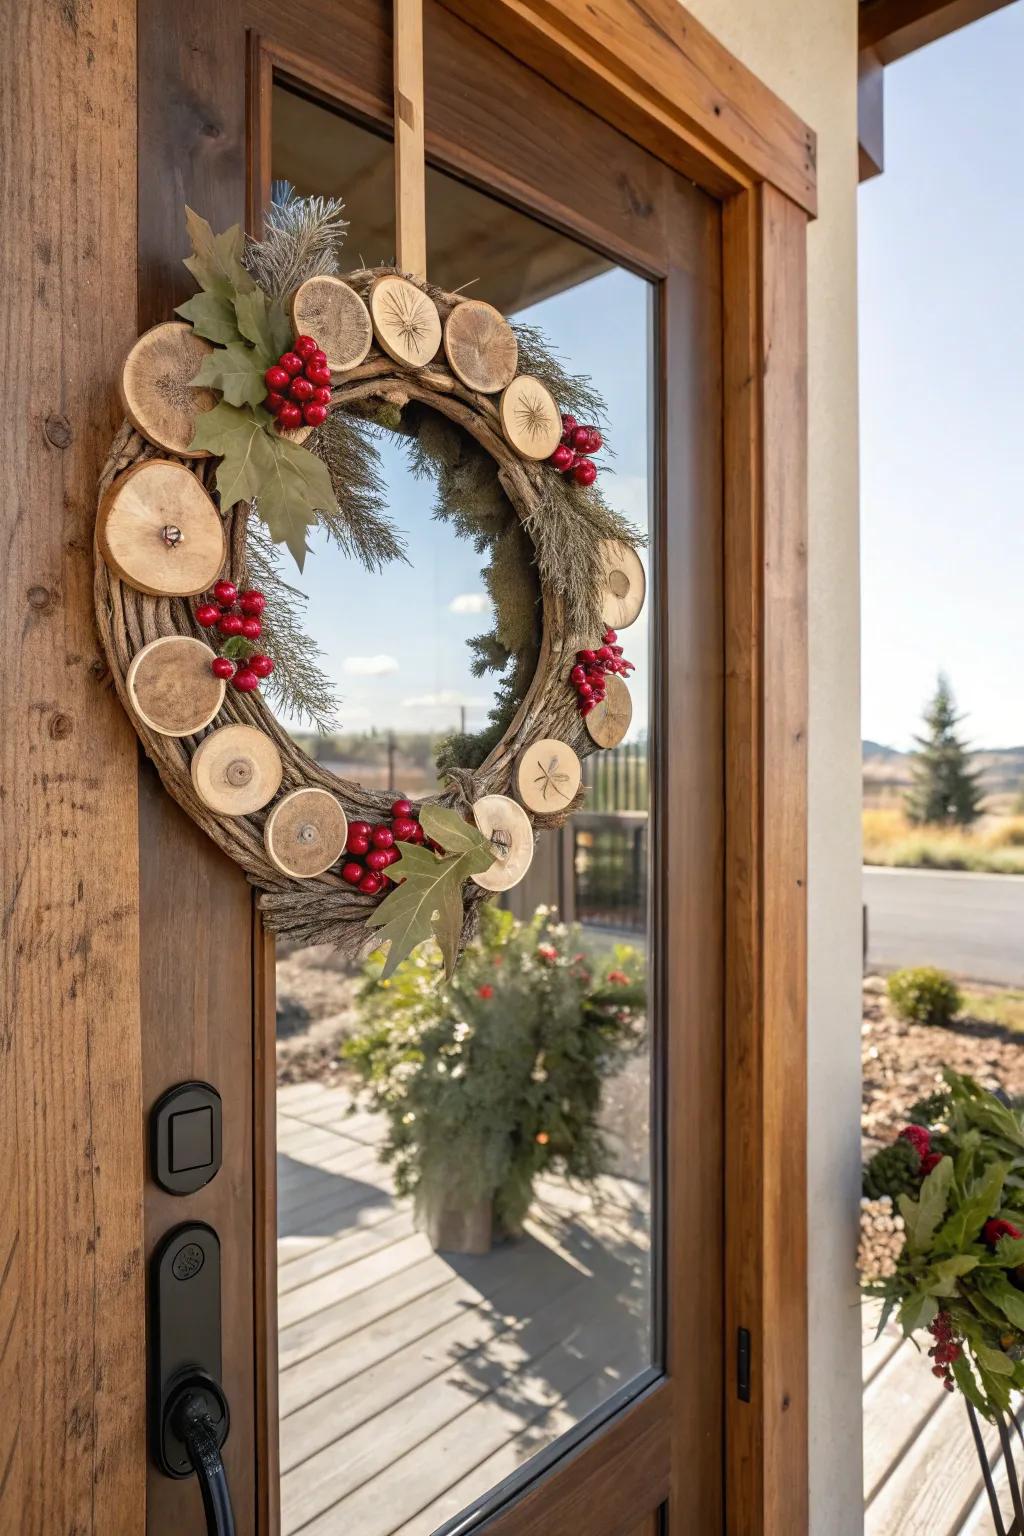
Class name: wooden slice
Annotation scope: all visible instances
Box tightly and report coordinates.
[597,539,647,630]
[585,673,633,750]
[264,788,348,878]
[291,276,373,374]
[97,460,227,597]
[190,724,283,817]
[119,321,217,456]
[126,636,226,738]
[514,738,582,815]
[369,275,442,368]
[499,375,562,460]
[470,795,535,892]
[443,301,519,394]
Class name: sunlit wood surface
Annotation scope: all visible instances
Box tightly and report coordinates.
[277,1082,651,1536]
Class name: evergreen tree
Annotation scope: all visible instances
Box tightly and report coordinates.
[905,673,983,827]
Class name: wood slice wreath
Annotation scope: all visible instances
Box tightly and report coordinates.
[94,197,646,978]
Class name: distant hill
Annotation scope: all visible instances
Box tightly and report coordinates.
[863,740,1024,808]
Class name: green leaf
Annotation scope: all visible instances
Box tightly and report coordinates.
[367,834,494,980]
[221,636,253,661]
[433,876,464,980]
[976,1270,1024,1330]
[419,804,487,857]
[175,291,243,346]
[183,207,255,299]
[874,1297,896,1342]
[975,1342,1015,1377]
[995,1235,1024,1266]
[923,1254,980,1295]
[190,341,270,409]
[232,288,278,366]
[188,401,276,509]
[255,434,340,572]
[952,1353,990,1415]
[898,1290,938,1336]
[899,1156,953,1253]
[935,1162,1008,1253]
[268,297,294,359]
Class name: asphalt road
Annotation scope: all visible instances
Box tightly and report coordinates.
[863,867,1024,986]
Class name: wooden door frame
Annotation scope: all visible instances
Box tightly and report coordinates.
[3,2,809,1534]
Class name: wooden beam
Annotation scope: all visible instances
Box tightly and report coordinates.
[0,0,145,1531]
[860,0,1016,64]
[394,0,427,278]
[859,46,885,182]
[439,0,818,217]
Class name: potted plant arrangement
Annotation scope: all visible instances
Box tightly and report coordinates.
[344,905,646,1254]
[859,1070,1024,1531]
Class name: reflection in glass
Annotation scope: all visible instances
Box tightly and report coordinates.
[273,85,655,1536]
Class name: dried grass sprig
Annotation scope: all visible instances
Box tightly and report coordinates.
[243,187,350,301]
[512,322,611,443]
[310,412,409,571]
[244,525,339,733]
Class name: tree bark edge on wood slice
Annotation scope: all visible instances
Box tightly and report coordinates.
[190,723,284,817]
[264,787,349,879]
[97,459,227,596]
[291,275,373,374]
[119,321,217,457]
[126,636,226,738]
[470,794,535,891]
[499,375,563,460]
[369,275,442,369]
[443,300,519,395]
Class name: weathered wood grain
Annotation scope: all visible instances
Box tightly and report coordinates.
[0,0,144,1531]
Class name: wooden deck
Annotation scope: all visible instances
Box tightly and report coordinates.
[277,1082,651,1536]
[864,1307,1022,1534]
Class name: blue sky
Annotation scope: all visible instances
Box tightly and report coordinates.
[282,267,651,739]
[859,3,1024,749]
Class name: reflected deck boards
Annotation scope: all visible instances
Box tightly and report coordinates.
[277,1082,650,1536]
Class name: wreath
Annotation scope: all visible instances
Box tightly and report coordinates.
[94,193,646,977]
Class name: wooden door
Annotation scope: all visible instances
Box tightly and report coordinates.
[137,2,723,1532]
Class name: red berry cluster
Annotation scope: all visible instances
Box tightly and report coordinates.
[548,414,602,486]
[569,628,635,716]
[340,799,433,898]
[927,1310,962,1390]
[263,335,331,433]
[983,1217,1023,1249]
[195,580,275,693]
[898,1123,942,1176]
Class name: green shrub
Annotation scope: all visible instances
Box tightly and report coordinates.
[887,966,962,1027]
[344,905,646,1234]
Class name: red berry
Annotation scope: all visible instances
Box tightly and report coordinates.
[571,425,592,451]
[213,579,238,606]
[573,458,597,487]
[346,834,371,856]
[233,668,259,692]
[365,849,391,873]
[239,590,266,616]
[240,617,262,640]
[560,413,578,439]
[408,823,425,843]
[305,363,332,387]
[578,649,597,663]
[341,862,364,886]
[349,821,371,838]
[195,603,220,628]
[371,825,395,849]
[570,665,586,685]
[249,654,274,678]
[303,403,328,427]
[580,701,595,716]
[549,443,574,472]
[586,428,603,453]
[382,847,402,866]
[276,403,303,431]
[289,376,315,403]
[597,645,613,662]
[266,391,287,414]
[218,613,243,636]
[592,688,606,702]
[578,683,594,700]
[391,799,413,818]
[392,816,418,841]
[279,351,304,376]
[264,364,290,392]
[311,385,332,406]
[358,871,384,895]
[293,335,318,360]
[310,349,327,367]
[604,629,618,644]
[211,657,236,680]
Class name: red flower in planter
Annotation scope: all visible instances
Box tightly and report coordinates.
[983,1218,1023,1249]
[607,969,630,985]
[920,1152,943,1175]
[899,1124,932,1158]
[477,984,494,1000]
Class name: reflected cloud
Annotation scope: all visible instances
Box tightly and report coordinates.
[449,593,491,615]
[344,655,400,676]
[401,689,485,710]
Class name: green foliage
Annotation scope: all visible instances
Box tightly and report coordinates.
[860,1070,1024,1418]
[344,906,646,1235]
[905,673,983,828]
[887,966,962,1027]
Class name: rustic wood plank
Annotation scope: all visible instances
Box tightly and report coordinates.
[279,1254,451,1376]
[439,0,817,214]
[862,1339,946,1503]
[865,1390,1000,1536]
[279,1231,434,1331]
[278,1210,416,1296]
[0,0,144,1530]
[394,0,427,278]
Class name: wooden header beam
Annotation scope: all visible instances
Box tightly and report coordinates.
[860,0,1016,64]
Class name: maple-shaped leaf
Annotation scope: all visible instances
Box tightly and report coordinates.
[367,815,494,980]
[189,401,276,509]
[233,287,293,364]
[175,290,243,346]
[183,207,256,300]
[190,340,270,409]
[255,433,339,572]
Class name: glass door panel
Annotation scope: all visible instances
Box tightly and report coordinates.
[272,87,657,1536]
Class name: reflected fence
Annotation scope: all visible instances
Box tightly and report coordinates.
[574,742,648,934]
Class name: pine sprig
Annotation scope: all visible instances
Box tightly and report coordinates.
[243,186,350,300]
[243,524,338,732]
[309,412,409,571]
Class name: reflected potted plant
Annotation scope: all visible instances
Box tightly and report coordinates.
[344,905,646,1253]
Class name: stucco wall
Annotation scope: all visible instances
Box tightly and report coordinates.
[680,2,865,1531]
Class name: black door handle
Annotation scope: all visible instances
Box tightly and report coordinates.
[166,1374,236,1536]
